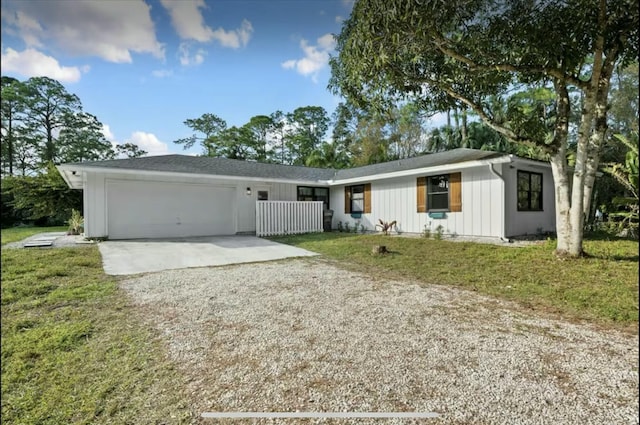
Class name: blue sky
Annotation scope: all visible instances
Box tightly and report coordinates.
[1,0,354,156]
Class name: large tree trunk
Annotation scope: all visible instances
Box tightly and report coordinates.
[568,89,597,256]
[564,0,607,257]
[550,80,573,254]
[550,148,573,253]
[583,121,606,223]
[582,51,616,221]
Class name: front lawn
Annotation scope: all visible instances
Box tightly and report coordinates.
[270,233,639,329]
[1,226,67,245]
[1,246,196,424]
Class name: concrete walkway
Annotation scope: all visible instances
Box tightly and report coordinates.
[98,235,318,275]
[3,232,96,249]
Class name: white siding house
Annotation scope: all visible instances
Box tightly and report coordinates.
[58,149,557,240]
[328,156,555,238]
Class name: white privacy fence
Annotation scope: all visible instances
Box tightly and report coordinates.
[256,201,324,237]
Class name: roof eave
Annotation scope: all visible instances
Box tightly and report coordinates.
[57,164,331,186]
[327,155,514,186]
[57,165,84,189]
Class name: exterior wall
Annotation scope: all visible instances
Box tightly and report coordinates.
[82,159,556,239]
[329,166,504,238]
[83,171,299,238]
[504,161,556,237]
[236,181,298,232]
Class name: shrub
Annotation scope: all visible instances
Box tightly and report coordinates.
[67,209,84,235]
[434,224,444,240]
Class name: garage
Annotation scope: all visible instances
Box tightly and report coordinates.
[106,180,236,240]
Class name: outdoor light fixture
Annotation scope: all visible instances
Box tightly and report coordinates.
[246,187,252,196]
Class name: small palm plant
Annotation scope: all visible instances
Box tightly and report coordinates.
[602,134,638,238]
[67,209,84,235]
[375,219,397,235]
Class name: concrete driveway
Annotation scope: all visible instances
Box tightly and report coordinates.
[98,235,318,275]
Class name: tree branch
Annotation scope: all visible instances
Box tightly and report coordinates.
[431,34,589,90]
[418,75,537,147]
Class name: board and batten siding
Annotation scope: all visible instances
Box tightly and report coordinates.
[82,171,299,238]
[329,166,504,238]
[503,161,556,237]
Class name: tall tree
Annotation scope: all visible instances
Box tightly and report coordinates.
[243,115,274,161]
[58,112,114,163]
[330,0,639,256]
[217,125,254,160]
[305,141,351,169]
[22,77,82,166]
[331,102,359,165]
[173,113,227,156]
[269,110,287,164]
[1,77,26,175]
[351,114,391,166]
[387,102,428,159]
[285,106,329,165]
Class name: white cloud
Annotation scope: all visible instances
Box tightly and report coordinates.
[0,47,86,83]
[103,126,169,157]
[211,19,253,49]
[281,33,336,83]
[178,43,206,66]
[160,0,253,48]
[317,33,335,50]
[152,69,174,78]
[128,131,170,156]
[101,124,115,142]
[1,0,164,63]
[159,0,213,42]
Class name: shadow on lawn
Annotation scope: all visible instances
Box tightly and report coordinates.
[584,252,639,262]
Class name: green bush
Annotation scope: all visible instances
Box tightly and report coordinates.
[1,163,82,226]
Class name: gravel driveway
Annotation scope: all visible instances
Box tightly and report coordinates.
[121,258,638,425]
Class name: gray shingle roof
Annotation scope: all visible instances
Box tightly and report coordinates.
[66,149,509,183]
[68,155,336,181]
[332,148,506,180]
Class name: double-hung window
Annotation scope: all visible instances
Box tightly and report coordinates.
[417,173,462,212]
[350,185,364,212]
[427,175,449,211]
[344,184,371,214]
[297,186,330,209]
[517,170,543,211]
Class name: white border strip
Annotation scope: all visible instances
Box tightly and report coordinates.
[202,412,440,419]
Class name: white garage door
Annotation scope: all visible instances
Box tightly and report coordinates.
[106,180,236,239]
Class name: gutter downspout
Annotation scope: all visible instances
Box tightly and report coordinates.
[489,160,510,241]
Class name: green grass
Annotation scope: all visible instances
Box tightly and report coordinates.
[1,226,67,245]
[1,246,196,424]
[270,233,639,329]
[2,227,636,422]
